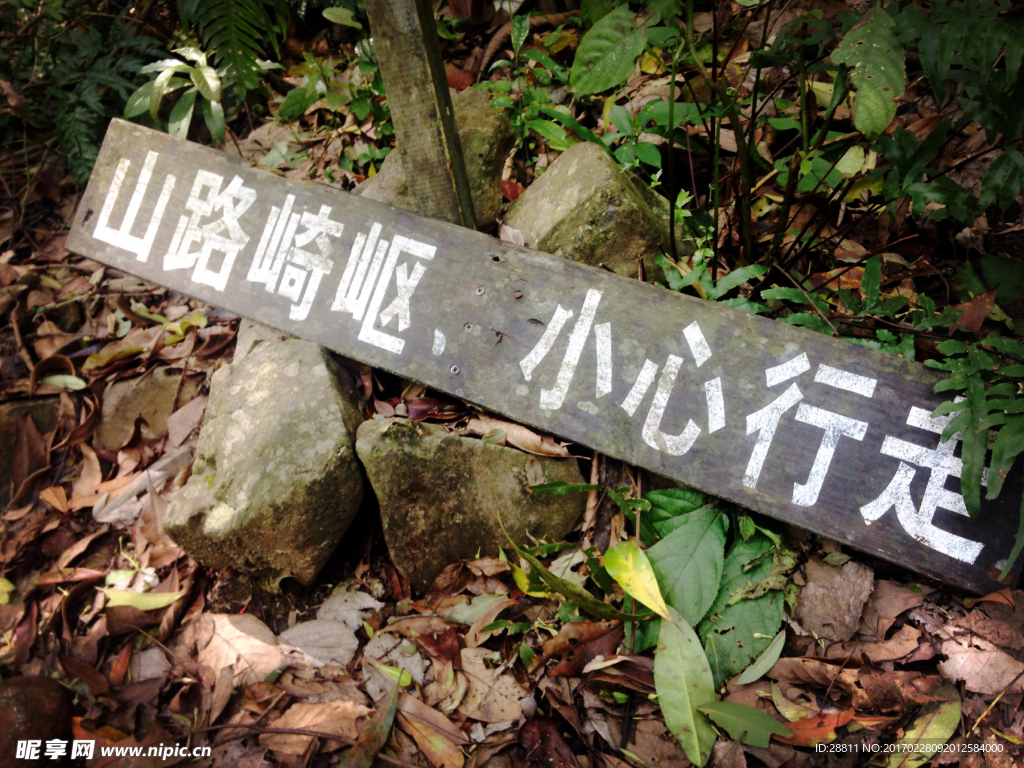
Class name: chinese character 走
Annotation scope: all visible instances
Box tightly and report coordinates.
[164,170,257,292]
[742,354,876,507]
[248,197,344,320]
[860,403,985,563]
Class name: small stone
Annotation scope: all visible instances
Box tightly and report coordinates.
[94,368,204,451]
[505,141,692,281]
[0,676,72,763]
[0,398,59,507]
[164,326,365,588]
[359,87,515,230]
[356,418,587,592]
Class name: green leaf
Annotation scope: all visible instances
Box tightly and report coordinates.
[191,64,222,102]
[988,415,1024,500]
[339,683,399,768]
[885,682,959,768]
[101,588,186,610]
[831,10,905,139]
[168,87,198,139]
[511,14,530,55]
[861,255,881,307]
[323,6,362,28]
[698,701,792,747]
[701,593,784,688]
[150,65,189,120]
[646,488,707,522]
[654,607,717,767]
[634,141,662,168]
[980,254,1024,306]
[736,629,787,685]
[278,86,320,120]
[511,541,647,622]
[125,82,154,118]
[528,481,602,495]
[570,5,652,96]
[605,541,671,620]
[707,265,768,301]
[648,507,727,625]
[201,98,226,145]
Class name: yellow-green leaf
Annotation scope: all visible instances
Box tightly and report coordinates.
[604,540,670,619]
[886,682,960,768]
[831,10,905,139]
[101,588,186,610]
[698,701,792,748]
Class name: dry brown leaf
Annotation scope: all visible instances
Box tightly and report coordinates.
[826,624,922,663]
[190,613,283,687]
[860,580,926,639]
[397,712,465,768]
[938,633,1024,695]
[457,647,528,723]
[463,597,519,649]
[261,699,371,754]
[955,595,1024,650]
[166,395,208,448]
[794,557,874,642]
[278,619,359,667]
[768,657,860,693]
[713,740,747,768]
[857,668,943,713]
[955,286,999,332]
[462,416,573,458]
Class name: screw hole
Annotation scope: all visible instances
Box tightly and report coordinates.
[491,254,501,262]
[450,365,460,375]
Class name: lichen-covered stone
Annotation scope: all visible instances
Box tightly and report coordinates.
[505,141,691,281]
[359,87,515,229]
[164,324,364,588]
[95,368,203,451]
[356,418,586,592]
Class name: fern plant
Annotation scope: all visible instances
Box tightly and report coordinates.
[178,0,289,96]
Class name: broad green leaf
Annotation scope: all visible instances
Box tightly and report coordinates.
[701,593,784,688]
[168,88,198,139]
[885,682,959,768]
[570,5,652,96]
[698,701,792,747]
[528,481,601,495]
[201,98,226,145]
[831,11,905,139]
[648,507,727,625]
[125,82,154,118]
[41,375,87,391]
[278,86,320,121]
[707,265,768,301]
[339,683,399,768]
[704,534,773,619]
[654,607,716,767]
[646,488,707,521]
[150,65,189,120]
[736,629,786,684]
[82,345,143,372]
[980,148,1024,211]
[323,6,362,28]
[511,15,530,55]
[191,64,222,102]
[101,588,186,610]
[981,253,1024,306]
[605,541,670,620]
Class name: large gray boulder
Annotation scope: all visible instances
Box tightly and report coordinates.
[355,418,587,592]
[359,87,515,230]
[505,141,690,281]
[164,322,365,588]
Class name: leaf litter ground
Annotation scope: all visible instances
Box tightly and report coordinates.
[4,1,1024,766]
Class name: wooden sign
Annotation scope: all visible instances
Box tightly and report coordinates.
[68,119,1022,593]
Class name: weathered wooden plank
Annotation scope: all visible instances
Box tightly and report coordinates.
[365,0,476,228]
[67,120,1022,593]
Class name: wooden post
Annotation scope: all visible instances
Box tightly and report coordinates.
[365,0,476,229]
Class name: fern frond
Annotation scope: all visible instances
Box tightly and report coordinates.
[187,0,288,95]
